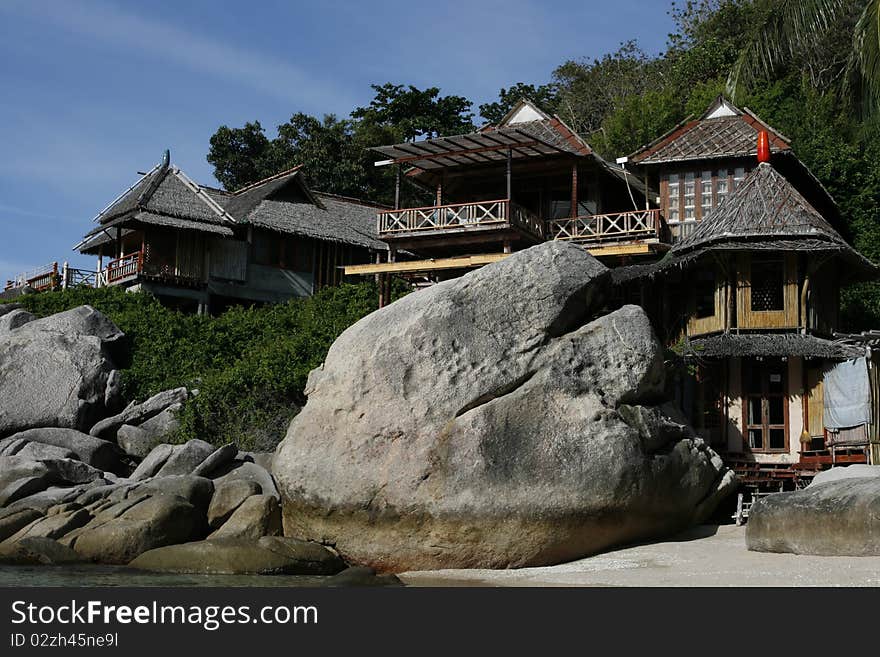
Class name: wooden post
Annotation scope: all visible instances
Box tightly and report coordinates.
[644,172,650,211]
[506,149,512,202]
[571,161,578,219]
[394,165,401,210]
[97,246,103,288]
[61,262,69,290]
[116,227,122,258]
[436,177,442,206]
[503,240,512,254]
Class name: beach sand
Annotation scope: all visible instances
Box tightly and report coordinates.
[399,524,880,587]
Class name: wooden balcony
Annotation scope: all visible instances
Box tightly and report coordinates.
[104,251,143,285]
[548,209,662,245]
[377,199,544,241]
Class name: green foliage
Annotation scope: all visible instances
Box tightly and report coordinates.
[4,283,388,451]
[207,83,474,202]
[591,89,684,159]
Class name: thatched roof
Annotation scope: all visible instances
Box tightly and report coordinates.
[77,156,387,253]
[629,96,791,165]
[615,163,877,281]
[679,333,864,360]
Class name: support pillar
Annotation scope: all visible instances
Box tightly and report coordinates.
[506,149,512,202]
[394,165,401,210]
[571,161,578,218]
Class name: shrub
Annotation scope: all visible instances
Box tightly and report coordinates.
[3,281,387,450]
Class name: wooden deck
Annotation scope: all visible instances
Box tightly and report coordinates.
[377,199,544,241]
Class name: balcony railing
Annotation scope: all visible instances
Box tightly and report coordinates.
[377,199,544,240]
[548,209,661,245]
[105,251,143,285]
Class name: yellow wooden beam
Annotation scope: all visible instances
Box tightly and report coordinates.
[344,253,510,276]
[587,243,653,257]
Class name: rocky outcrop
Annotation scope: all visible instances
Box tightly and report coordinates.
[747,477,880,556]
[273,242,734,572]
[207,480,261,529]
[128,536,345,575]
[90,388,187,441]
[0,306,125,435]
[208,494,281,540]
[1,429,126,473]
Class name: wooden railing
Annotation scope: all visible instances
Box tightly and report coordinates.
[548,209,661,244]
[105,251,143,284]
[377,199,543,239]
[4,262,59,292]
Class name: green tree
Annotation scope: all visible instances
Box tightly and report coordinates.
[726,0,880,113]
[207,121,278,192]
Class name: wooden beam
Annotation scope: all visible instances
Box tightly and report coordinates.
[344,253,510,276]
[586,243,653,258]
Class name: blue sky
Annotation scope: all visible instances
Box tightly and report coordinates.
[0,0,674,282]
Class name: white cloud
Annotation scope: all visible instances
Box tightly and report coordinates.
[1,0,355,113]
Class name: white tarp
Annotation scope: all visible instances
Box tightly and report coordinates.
[823,357,871,430]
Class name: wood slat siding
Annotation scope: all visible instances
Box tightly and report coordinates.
[736,252,798,329]
[175,233,204,281]
[687,276,726,336]
[210,238,248,281]
[806,366,825,438]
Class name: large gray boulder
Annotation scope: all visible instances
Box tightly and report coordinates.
[90,388,187,440]
[273,242,734,572]
[809,464,880,487]
[207,479,261,529]
[747,477,880,556]
[0,306,126,435]
[0,455,110,507]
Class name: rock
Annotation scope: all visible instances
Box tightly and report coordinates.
[191,443,238,478]
[0,456,108,507]
[810,464,880,487]
[3,506,92,543]
[0,537,84,565]
[15,442,78,461]
[207,479,261,529]
[0,508,43,542]
[0,303,23,318]
[89,388,187,440]
[67,493,207,564]
[4,428,126,474]
[128,536,345,575]
[325,566,403,587]
[239,451,274,471]
[6,484,100,513]
[133,476,214,513]
[209,494,280,540]
[130,443,175,480]
[154,440,215,477]
[0,309,36,332]
[273,242,734,571]
[211,461,279,500]
[15,305,128,366]
[747,477,880,556]
[117,404,183,458]
[0,438,28,456]
[0,330,121,436]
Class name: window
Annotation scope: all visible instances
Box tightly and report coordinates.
[694,269,716,319]
[715,169,729,206]
[700,170,713,217]
[750,256,785,311]
[684,172,696,220]
[744,359,788,452]
[667,173,680,221]
[733,167,746,190]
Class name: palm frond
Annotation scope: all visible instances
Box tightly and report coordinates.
[852,0,880,115]
[727,0,846,100]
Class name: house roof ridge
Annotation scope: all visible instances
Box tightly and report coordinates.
[171,167,237,223]
[232,165,304,196]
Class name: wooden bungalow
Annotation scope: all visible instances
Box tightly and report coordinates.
[346,100,657,302]
[74,152,387,313]
[614,161,879,486]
